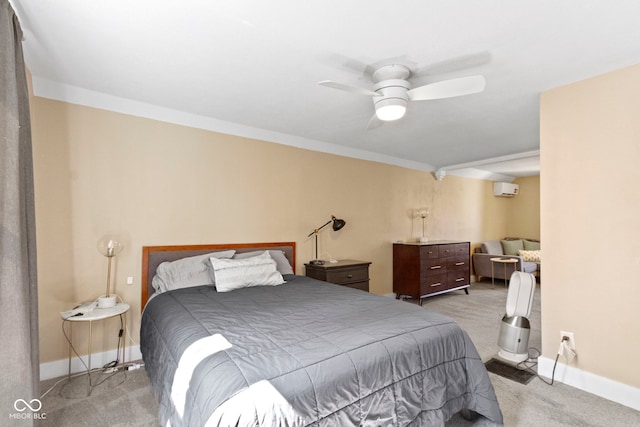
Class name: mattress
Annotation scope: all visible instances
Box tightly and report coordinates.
[140,275,502,426]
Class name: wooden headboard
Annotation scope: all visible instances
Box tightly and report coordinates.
[141,242,296,312]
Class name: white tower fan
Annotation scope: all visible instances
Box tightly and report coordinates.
[497,271,536,363]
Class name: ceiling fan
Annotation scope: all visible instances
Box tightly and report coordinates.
[318,64,486,129]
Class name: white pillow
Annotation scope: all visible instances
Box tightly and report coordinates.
[211,251,285,293]
[152,250,236,293]
[232,250,294,275]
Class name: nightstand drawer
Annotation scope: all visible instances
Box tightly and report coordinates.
[344,281,369,292]
[325,267,368,285]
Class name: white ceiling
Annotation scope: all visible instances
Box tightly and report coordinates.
[11,1,640,181]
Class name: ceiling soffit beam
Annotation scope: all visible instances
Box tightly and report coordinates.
[434,150,540,181]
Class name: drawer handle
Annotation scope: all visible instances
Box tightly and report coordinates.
[455,262,465,266]
[443,250,450,253]
[430,283,442,287]
[455,278,465,282]
[347,274,353,279]
[430,265,442,270]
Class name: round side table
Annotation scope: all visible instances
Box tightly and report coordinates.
[490,257,519,287]
[61,302,129,395]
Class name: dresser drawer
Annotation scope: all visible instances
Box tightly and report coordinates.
[447,256,469,270]
[421,258,446,276]
[420,274,447,295]
[448,271,469,287]
[420,245,440,259]
[438,244,457,258]
[325,267,369,285]
[453,243,469,256]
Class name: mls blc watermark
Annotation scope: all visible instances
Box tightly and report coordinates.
[9,399,46,420]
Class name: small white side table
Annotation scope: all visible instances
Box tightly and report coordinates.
[490,257,519,287]
[61,302,129,395]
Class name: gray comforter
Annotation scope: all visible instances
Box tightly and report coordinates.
[141,275,502,426]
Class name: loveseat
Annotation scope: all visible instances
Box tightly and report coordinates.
[472,238,540,282]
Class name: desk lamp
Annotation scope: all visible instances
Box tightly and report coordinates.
[307,215,346,265]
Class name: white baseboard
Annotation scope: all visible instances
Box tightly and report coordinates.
[40,345,142,380]
[538,356,640,412]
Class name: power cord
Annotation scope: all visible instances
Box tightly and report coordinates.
[116,294,139,348]
[101,313,124,370]
[516,336,570,386]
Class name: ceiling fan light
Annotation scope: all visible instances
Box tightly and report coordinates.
[375,98,407,121]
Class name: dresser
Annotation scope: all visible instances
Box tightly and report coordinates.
[393,241,470,305]
[304,259,371,292]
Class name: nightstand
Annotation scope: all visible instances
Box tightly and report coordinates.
[304,259,371,292]
[61,302,129,395]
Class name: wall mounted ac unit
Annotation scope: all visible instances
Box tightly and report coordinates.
[494,182,519,197]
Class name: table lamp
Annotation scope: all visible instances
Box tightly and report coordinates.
[416,208,429,243]
[307,215,346,265]
[97,236,123,308]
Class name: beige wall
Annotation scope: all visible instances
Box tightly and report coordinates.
[540,64,640,388]
[508,176,540,240]
[31,97,512,363]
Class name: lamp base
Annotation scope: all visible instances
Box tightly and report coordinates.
[98,295,117,309]
[309,259,325,265]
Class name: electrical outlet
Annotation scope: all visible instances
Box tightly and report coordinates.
[126,276,134,285]
[560,331,575,351]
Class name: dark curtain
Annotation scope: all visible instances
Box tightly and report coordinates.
[1,0,40,422]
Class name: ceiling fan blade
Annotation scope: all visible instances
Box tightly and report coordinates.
[321,53,377,78]
[366,114,384,130]
[318,80,378,96]
[407,75,486,101]
[414,51,491,79]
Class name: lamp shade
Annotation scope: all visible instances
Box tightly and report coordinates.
[332,217,346,231]
[416,208,429,219]
[97,236,123,258]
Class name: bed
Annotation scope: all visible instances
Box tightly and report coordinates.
[140,242,502,426]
